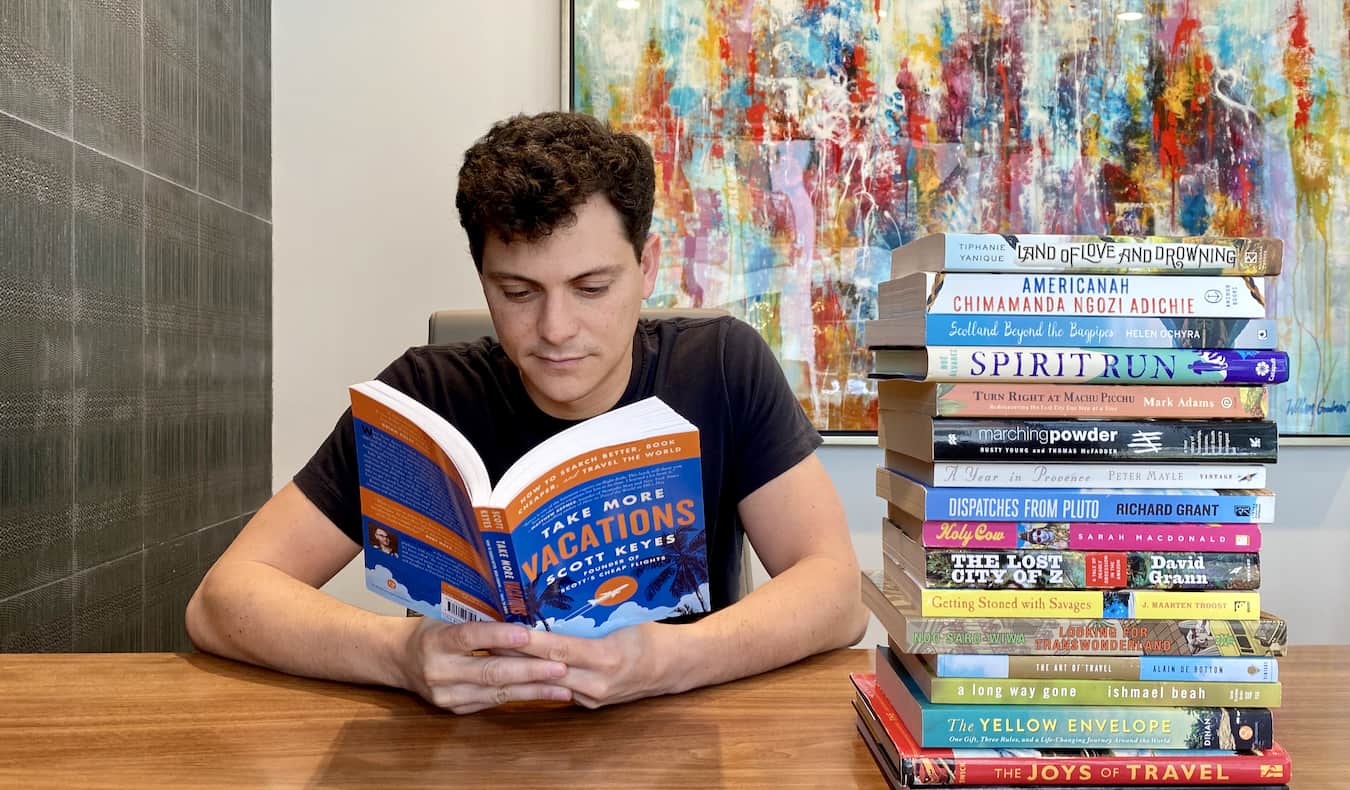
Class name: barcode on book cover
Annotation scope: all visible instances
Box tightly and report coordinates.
[442,598,489,623]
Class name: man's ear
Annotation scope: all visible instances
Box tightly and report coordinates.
[640,233,660,298]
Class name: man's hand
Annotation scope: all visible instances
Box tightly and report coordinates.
[397,618,574,714]
[519,621,683,709]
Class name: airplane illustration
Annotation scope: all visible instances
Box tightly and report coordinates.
[588,583,631,607]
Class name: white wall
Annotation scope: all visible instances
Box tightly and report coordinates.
[272,3,1350,642]
[273,1,562,612]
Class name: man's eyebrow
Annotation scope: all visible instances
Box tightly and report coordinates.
[484,264,628,285]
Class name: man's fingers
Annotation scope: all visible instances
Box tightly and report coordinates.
[474,654,568,687]
[434,621,532,654]
[512,629,588,664]
[422,652,566,689]
[437,682,573,714]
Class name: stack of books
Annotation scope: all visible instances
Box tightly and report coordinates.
[854,233,1292,789]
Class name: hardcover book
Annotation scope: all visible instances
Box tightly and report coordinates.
[892,644,1281,707]
[349,381,709,637]
[889,511,1262,553]
[862,572,1288,657]
[883,454,1268,491]
[876,646,1274,750]
[878,272,1268,319]
[864,315,1277,349]
[851,672,1292,786]
[877,468,1275,525]
[870,347,1289,385]
[887,233,1283,276]
[876,381,1269,420]
[886,524,1261,591]
[879,414,1279,463]
[921,654,1279,683]
[885,561,1262,621]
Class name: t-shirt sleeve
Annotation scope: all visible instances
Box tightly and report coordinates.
[292,351,427,545]
[719,318,824,502]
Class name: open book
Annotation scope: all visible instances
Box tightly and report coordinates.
[349,380,709,637]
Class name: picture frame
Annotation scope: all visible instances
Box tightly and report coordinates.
[566,0,1350,443]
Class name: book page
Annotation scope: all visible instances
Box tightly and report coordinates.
[350,386,502,622]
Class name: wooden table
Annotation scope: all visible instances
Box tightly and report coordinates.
[0,646,1342,788]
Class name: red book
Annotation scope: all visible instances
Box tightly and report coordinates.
[851,672,1291,786]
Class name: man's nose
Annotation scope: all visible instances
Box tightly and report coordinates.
[537,294,580,346]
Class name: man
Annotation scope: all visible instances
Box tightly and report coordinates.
[186,112,867,714]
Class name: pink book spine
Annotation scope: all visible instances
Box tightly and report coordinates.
[922,521,1262,552]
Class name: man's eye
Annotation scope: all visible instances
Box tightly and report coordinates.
[502,289,533,300]
[577,284,610,297]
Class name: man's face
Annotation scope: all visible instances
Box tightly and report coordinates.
[373,528,390,548]
[480,194,658,421]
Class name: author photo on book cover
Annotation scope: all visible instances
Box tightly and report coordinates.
[185,111,868,714]
[371,527,399,558]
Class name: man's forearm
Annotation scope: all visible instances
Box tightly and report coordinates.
[186,560,415,689]
[665,554,867,694]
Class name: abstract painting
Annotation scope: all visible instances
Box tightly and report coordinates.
[571,0,1350,435]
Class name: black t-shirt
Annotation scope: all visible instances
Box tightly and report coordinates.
[294,316,822,611]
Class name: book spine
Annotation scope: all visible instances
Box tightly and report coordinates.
[925,233,1283,275]
[905,485,1274,526]
[913,347,1289,384]
[880,382,1269,419]
[923,463,1267,488]
[933,654,1280,682]
[852,674,1291,787]
[918,589,1262,621]
[919,273,1268,318]
[925,674,1279,708]
[919,521,1263,552]
[878,648,1275,750]
[475,508,530,620]
[922,419,1278,462]
[910,704,1275,750]
[923,315,1277,349]
[920,550,1261,591]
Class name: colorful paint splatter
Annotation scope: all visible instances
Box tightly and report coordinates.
[572,0,1350,434]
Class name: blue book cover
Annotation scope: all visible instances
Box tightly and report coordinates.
[921,315,1276,348]
[931,654,1279,682]
[877,468,1274,524]
[877,647,1274,750]
[350,381,709,637]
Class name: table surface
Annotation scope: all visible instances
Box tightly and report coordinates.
[0,646,1342,789]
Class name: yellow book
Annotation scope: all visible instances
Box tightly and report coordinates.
[919,589,1261,620]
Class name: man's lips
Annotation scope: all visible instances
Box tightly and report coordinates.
[534,353,587,365]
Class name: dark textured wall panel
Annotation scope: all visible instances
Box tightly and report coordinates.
[241,0,270,218]
[241,214,271,509]
[2,0,269,653]
[73,552,143,650]
[199,199,245,525]
[73,0,142,163]
[73,147,145,571]
[143,0,196,185]
[0,116,75,601]
[198,0,240,204]
[0,0,73,132]
[142,533,195,651]
[143,177,202,547]
[0,577,75,652]
[0,430,76,601]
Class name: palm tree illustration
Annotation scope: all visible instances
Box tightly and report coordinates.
[520,576,574,631]
[644,526,709,612]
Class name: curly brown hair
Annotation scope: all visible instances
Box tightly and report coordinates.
[455,112,655,272]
